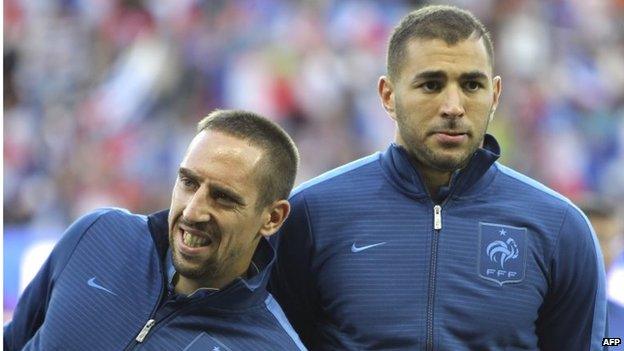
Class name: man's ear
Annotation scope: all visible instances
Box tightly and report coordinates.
[378,76,397,121]
[258,199,291,238]
[490,75,502,122]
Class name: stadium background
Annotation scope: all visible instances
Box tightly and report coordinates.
[4,0,624,325]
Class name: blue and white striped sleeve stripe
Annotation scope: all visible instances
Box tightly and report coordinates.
[264,295,307,350]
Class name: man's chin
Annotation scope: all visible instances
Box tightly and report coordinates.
[172,252,214,280]
[174,263,214,281]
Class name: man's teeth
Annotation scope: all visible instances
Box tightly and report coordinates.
[182,232,210,247]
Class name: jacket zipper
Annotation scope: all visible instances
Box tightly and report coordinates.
[128,296,220,349]
[135,319,155,342]
[424,168,463,350]
[130,304,187,348]
[123,265,169,350]
[433,205,442,230]
[124,301,165,350]
[126,286,223,348]
[426,204,442,351]
[127,298,184,349]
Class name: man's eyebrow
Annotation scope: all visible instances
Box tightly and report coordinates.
[179,167,247,205]
[411,70,447,84]
[459,71,489,81]
[410,70,490,84]
[178,167,200,181]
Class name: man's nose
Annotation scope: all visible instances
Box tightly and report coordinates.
[440,85,465,118]
[182,188,211,223]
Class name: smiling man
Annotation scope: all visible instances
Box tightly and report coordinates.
[169,127,278,295]
[270,5,607,351]
[5,110,306,350]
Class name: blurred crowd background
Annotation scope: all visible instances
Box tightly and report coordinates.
[4,0,624,329]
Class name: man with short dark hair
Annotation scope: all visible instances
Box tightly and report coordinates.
[270,5,607,350]
[5,109,306,350]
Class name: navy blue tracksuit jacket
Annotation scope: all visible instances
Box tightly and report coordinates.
[270,134,607,350]
[5,208,305,350]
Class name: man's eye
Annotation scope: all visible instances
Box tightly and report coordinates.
[421,81,441,92]
[213,191,234,204]
[464,81,482,92]
[180,177,196,189]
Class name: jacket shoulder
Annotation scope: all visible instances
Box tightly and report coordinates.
[494,163,578,212]
[71,207,144,229]
[52,207,147,269]
[292,152,382,197]
[87,207,147,224]
[81,207,149,236]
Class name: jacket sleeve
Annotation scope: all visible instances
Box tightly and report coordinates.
[269,191,320,349]
[536,204,608,351]
[3,210,109,351]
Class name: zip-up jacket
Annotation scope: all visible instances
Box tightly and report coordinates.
[270,134,607,350]
[5,208,306,351]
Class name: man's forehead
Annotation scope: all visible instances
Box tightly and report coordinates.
[403,36,493,76]
[182,131,264,185]
[186,131,262,162]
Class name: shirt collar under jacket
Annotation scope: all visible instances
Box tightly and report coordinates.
[380,133,501,202]
[146,209,274,310]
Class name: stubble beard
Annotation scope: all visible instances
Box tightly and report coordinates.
[171,248,221,281]
[170,235,248,284]
[168,218,225,282]
[395,104,491,172]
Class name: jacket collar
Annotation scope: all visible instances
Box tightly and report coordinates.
[146,209,273,310]
[380,133,500,201]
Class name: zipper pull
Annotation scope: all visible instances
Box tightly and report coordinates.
[433,205,442,230]
[135,319,155,342]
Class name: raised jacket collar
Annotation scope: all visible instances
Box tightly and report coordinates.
[380,133,501,202]
[146,209,274,310]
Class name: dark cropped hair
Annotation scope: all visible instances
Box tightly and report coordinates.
[197,109,299,208]
[387,5,494,80]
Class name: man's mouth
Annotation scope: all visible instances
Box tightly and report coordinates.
[182,230,211,248]
[432,129,469,136]
[432,131,469,145]
[178,223,215,250]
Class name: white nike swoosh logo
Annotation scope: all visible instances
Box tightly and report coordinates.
[87,277,117,296]
[351,242,387,253]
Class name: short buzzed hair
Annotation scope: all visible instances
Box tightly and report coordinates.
[387,5,494,80]
[197,109,299,209]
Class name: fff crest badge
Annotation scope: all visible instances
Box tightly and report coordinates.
[478,222,527,286]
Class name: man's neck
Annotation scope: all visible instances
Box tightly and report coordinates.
[174,276,219,296]
[173,240,262,296]
[394,135,455,198]
[418,166,453,200]
[174,266,247,296]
